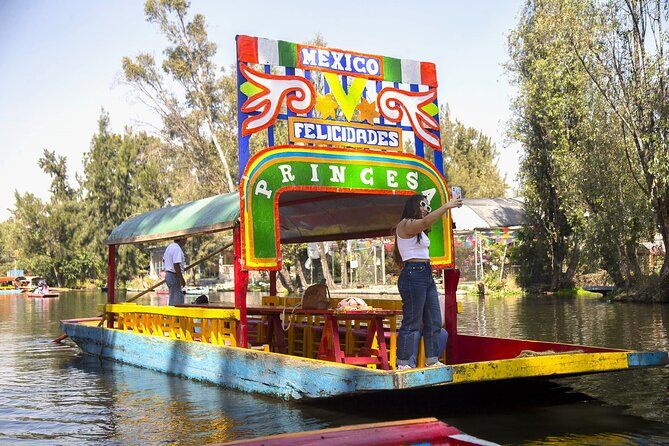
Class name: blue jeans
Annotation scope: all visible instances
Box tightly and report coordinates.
[409,328,448,368]
[397,262,442,366]
[165,271,184,306]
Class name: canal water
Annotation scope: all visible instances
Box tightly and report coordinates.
[1,291,668,445]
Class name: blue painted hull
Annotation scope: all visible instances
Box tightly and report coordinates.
[61,322,450,400]
[61,321,669,400]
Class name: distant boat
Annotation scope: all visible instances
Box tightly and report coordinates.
[184,286,209,295]
[0,276,21,295]
[27,292,59,298]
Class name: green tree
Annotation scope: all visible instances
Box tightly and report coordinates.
[566,0,669,299]
[122,0,237,201]
[81,111,170,284]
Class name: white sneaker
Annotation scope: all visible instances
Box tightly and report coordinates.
[426,361,446,368]
[396,364,414,371]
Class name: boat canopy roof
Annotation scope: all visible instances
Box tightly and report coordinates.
[106,190,407,245]
[106,193,239,245]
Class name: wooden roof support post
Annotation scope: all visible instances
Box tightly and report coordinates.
[233,224,249,348]
[269,270,277,296]
[107,244,116,329]
[443,268,460,364]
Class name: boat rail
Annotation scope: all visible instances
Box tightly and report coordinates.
[99,303,240,346]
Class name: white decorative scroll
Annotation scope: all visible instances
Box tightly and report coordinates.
[240,64,316,136]
[376,88,440,149]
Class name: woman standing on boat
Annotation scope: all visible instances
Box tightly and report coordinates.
[393,194,462,370]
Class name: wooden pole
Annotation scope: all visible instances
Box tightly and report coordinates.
[269,270,277,295]
[381,239,386,285]
[107,245,116,328]
[233,225,249,348]
[443,268,460,364]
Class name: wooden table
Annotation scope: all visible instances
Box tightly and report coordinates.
[177,304,400,370]
[316,310,400,370]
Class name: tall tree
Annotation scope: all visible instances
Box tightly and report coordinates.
[122,0,237,200]
[508,0,587,289]
[568,0,669,299]
[81,111,169,283]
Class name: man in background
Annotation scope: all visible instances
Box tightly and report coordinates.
[163,238,186,305]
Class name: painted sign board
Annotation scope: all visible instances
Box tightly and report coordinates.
[236,36,453,271]
[236,35,443,175]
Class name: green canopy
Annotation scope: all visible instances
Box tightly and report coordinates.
[106,190,408,245]
[106,193,239,245]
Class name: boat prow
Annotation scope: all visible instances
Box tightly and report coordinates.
[215,417,498,446]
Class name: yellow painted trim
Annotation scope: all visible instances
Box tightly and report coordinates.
[451,352,629,383]
[102,304,240,320]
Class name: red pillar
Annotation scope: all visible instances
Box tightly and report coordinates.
[269,270,277,296]
[233,225,249,348]
[443,268,460,364]
[107,245,116,329]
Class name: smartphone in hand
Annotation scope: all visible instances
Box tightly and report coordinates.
[450,186,462,200]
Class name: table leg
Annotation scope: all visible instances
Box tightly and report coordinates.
[265,315,287,353]
[375,317,390,370]
[318,316,345,363]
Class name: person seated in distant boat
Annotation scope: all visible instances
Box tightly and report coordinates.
[33,279,48,294]
[163,237,187,306]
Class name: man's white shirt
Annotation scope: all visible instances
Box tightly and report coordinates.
[163,242,185,273]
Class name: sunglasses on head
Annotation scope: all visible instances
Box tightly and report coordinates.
[419,200,432,213]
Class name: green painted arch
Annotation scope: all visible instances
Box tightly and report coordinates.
[240,146,454,270]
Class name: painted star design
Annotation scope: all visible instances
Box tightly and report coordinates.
[315,93,338,120]
[356,98,379,124]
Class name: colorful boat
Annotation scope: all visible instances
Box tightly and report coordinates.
[184,285,209,295]
[0,277,21,295]
[59,35,668,401]
[218,418,496,446]
[27,292,60,298]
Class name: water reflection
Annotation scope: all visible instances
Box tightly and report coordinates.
[0,291,668,444]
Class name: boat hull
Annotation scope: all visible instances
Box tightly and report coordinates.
[60,320,668,400]
[27,293,59,298]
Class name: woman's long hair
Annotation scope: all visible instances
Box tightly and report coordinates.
[392,194,427,266]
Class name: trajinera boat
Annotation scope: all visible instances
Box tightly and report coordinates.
[59,35,668,400]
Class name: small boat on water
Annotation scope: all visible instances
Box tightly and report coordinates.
[184,285,209,295]
[0,276,22,295]
[218,417,496,446]
[27,292,59,298]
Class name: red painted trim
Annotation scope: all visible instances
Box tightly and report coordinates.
[223,419,464,446]
[106,245,116,329]
[233,225,249,347]
[443,268,459,364]
[453,334,626,364]
[236,35,258,63]
[281,229,393,244]
[420,61,438,87]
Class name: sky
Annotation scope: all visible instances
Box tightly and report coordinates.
[0,0,524,221]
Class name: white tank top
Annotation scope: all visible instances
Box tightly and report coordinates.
[396,225,430,261]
